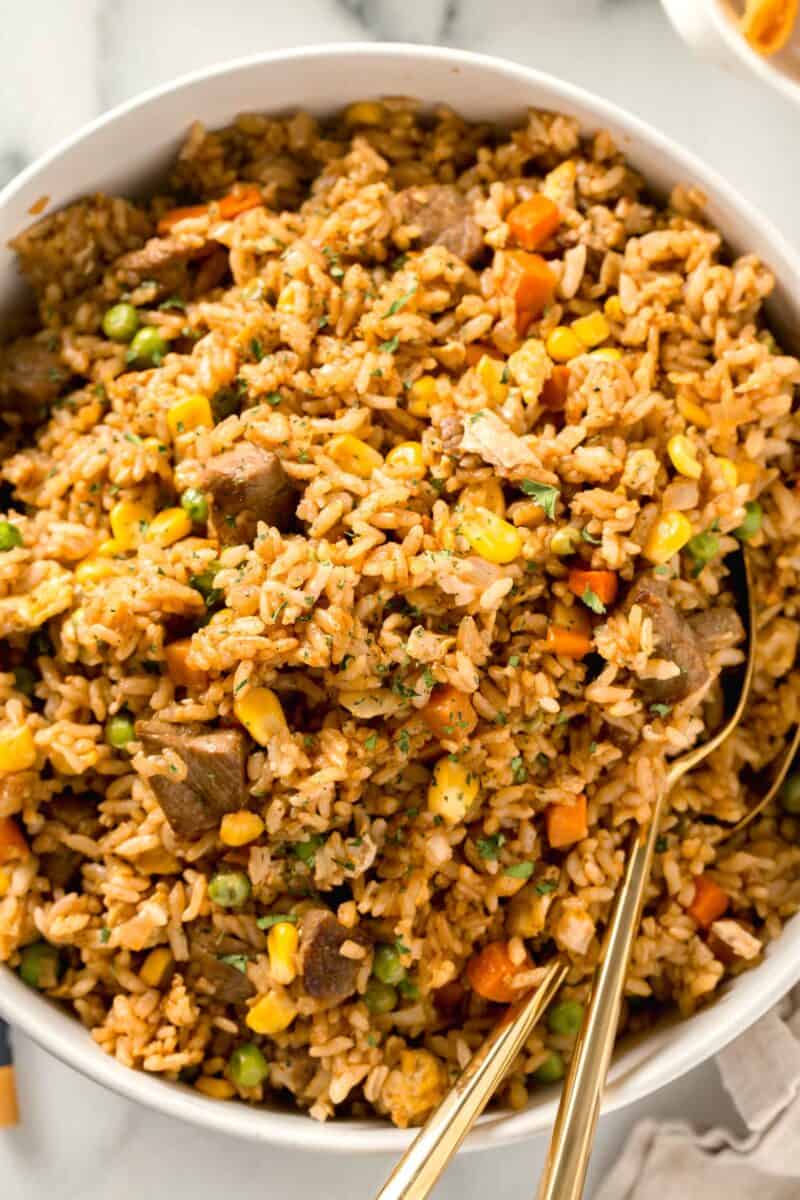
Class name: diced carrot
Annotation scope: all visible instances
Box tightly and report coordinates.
[157,185,263,235]
[497,250,556,335]
[164,639,207,688]
[687,874,729,928]
[507,194,561,251]
[567,568,618,607]
[0,816,28,865]
[466,940,531,1003]
[544,624,593,659]
[540,365,570,411]
[421,685,478,742]
[464,342,504,366]
[546,795,588,849]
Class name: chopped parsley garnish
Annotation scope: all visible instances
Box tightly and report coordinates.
[581,586,606,615]
[505,861,535,880]
[397,729,410,755]
[520,480,560,520]
[476,833,506,860]
[380,336,399,354]
[508,655,520,667]
[655,836,668,853]
[364,733,378,752]
[159,296,186,311]
[511,755,528,784]
[535,879,558,895]
[650,703,672,718]
[397,978,420,999]
[581,528,601,544]
[250,337,264,361]
[99,926,111,944]
[218,953,249,973]
[384,281,417,317]
[266,392,282,406]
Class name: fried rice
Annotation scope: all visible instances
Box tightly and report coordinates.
[0,98,798,1127]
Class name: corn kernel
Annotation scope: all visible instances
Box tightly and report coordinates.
[737,459,761,483]
[246,989,297,1035]
[147,507,193,548]
[676,396,711,429]
[667,434,702,480]
[714,457,739,488]
[459,506,522,564]
[408,375,437,418]
[143,436,165,456]
[385,441,426,481]
[550,526,582,556]
[267,920,299,985]
[461,479,506,517]
[644,511,693,565]
[476,354,509,405]
[327,434,383,478]
[343,100,385,126]
[400,1048,444,1094]
[0,868,9,898]
[277,281,302,315]
[110,500,152,550]
[140,947,173,988]
[0,726,36,774]
[75,556,118,586]
[167,393,213,439]
[604,295,623,321]
[195,1077,237,1100]
[234,687,288,746]
[571,311,610,348]
[427,756,480,825]
[589,347,622,362]
[546,327,584,363]
[219,810,265,847]
[97,538,122,556]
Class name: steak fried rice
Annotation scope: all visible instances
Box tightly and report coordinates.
[0,99,799,1126]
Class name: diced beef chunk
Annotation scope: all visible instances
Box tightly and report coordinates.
[136,720,248,838]
[300,909,370,1002]
[392,185,484,264]
[111,234,209,295]
[204,442,296,546]
[189,929,256,1003]
[687,607,745,654]
[40,848,82,891]
[625,574,709,704]
[0,335,67,412]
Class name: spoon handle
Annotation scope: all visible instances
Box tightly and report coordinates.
[536,785,667,1200]
[375,956,568,1200]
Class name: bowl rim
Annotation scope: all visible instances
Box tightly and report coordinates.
[2,39,800,1155]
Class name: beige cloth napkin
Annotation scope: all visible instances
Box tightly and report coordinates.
[595,986,800,1200]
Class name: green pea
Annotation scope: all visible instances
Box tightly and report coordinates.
[686,530,719,570]
[19,941,62,989]
[102,303,140,343]
[533,1051,565,1085]
[105,712,136,748]
[293,835,324,865]
[780,772,800,815]
[12,666,36,697]
[0,521,23,552]
[127,326,168,367]
[364,978,398,1014]
[735,501,763,541]
[189,563,222,610]
[208,870,252,909]
[180,488,209,525]
[372,944,405,987]
[547,999,585,1038]
[228,1043,269,1088]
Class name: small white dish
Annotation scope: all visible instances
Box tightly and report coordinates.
[1,42,799,1154]
[662,0,800,107]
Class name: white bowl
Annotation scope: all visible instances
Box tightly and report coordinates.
[1,42,800,1155]
[662,0,800,108]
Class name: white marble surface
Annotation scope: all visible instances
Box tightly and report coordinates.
[0,2,797,1197]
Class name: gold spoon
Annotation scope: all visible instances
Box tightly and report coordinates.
[535,549,757,1200]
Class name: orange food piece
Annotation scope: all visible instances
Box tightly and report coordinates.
[544,624,593,659]
[466,940,531,1003]
[546,795,588,849]
[497,250,556,335]
[421,685,478,742]
[567,568,618,607]
[687,874,729,928]
[164,639,207,688]
[0,816,28,865]
[157,185,263,234]
[507,194,561,251]
[540,365,570,411]
[464,342,504,366]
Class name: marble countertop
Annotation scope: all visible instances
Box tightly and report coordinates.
[0,2,796,1197]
